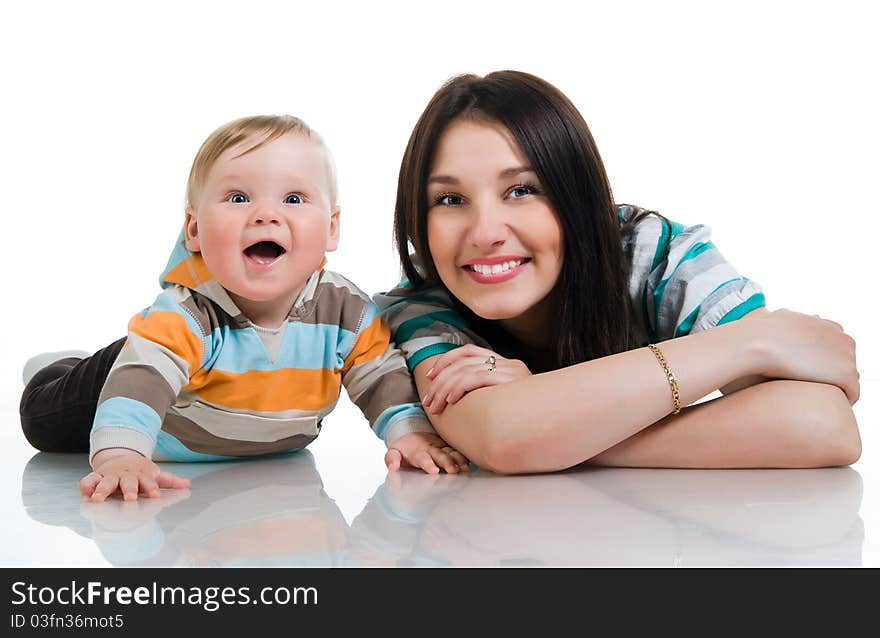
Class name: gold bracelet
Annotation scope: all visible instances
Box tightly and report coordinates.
[647,343,681,415]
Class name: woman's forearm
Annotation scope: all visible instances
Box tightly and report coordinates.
[415,317,765,473]
[588,380,861,469]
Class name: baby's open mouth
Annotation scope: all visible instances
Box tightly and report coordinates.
[244,241,286,265]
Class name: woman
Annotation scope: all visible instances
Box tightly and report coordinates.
[379,70,860,474]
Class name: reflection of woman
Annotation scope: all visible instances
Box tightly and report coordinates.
[379,70,861,474]
[348,468,863,566]
[22,451,349,566]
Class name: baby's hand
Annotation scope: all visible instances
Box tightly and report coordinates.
[80,448,191,502]
[384,432,470,475]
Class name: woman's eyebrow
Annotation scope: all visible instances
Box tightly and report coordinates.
[498,166,535,178]
[427,174,459,185]
[427,166,535,185]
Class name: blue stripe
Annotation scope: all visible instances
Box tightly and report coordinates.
[717,292,766,326]
[406,342,460,371]
[672,277,744,337]
[207,322,353,373]
[92,396,162,441]
[650,220,686,267]
[396,311,470,345]
[154,431,304,462]
[673,305,701,338]
[372,402,426,441]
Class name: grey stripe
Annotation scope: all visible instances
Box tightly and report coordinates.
[168,403,320,442]
[655,249,725,339]
[347,366,420,425]
[162,412,318,457]
[193,280,248,325]
[98,364,177,417]
[296,277,368,333]
[693,280,764,332]
[114,333,191,394]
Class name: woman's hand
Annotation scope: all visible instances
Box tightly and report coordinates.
[422,344,532,414]
[81,448,191,502]
[748,309,860,404]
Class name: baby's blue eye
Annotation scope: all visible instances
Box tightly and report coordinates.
[227,193,248,204]
[284,194,303,204]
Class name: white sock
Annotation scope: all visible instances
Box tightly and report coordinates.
[22,350,91,386]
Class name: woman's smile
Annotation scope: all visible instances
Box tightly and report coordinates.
[461,256,532,284]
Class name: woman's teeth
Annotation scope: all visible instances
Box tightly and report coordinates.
[469,260,523,275]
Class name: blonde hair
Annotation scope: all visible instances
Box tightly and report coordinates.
[185,114,338,209]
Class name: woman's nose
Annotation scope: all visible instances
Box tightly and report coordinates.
[468,201,508,248]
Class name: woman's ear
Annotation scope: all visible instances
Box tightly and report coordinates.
[325,206,341,252]
[184,208,201,252]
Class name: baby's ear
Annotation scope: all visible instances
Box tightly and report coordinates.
[325,206,341,252]
[184,208,201,252]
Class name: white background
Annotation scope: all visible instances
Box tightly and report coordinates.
[1,1,877,532]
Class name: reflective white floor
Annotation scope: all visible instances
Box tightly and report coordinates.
[2,382,878,567]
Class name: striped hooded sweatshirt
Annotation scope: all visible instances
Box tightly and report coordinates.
[89,232,434,464]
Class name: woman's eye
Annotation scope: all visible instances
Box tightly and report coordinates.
[434,193,463,206]
[284,194,303,204]
[510,185,537,199]
[227,193,248,204]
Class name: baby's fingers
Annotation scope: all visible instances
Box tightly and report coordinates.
[80,472,103,498]
[384,448,403,472]
[156,471,191,490]
[427,446,460,474]
[409,449,441,475]
[138,472,161,499]
[119,474,140,501]
[90,475,120,502]
[448,449,471,471]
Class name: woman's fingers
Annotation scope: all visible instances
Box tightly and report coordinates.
[426,344,493,379]
[427,361,520,413]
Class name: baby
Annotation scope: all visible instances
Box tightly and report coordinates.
[19,115,467,501]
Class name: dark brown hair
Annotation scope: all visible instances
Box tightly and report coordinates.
[394,70,648,368]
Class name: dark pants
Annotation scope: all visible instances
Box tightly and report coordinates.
[19,338,127,452]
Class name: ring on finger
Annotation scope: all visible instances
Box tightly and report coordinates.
[484,355,496,373]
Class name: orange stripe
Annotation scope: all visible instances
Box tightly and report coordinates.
[128,310,204,374]
[163,254,213,289]
[342,316,391,374]
[187,368,342,412]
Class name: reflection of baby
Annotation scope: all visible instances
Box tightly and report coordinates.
[348,468,864,566]
[23,451,349,567]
